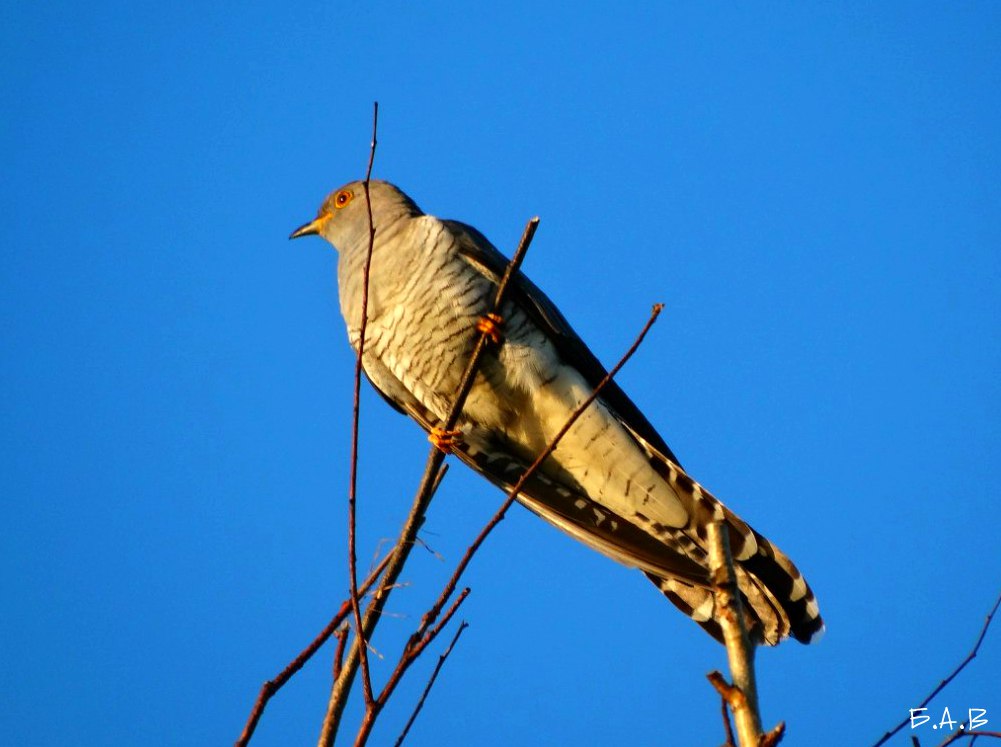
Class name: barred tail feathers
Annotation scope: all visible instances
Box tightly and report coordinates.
[648,531,824,646]
[457,424,824,645]
[647,454,824,646]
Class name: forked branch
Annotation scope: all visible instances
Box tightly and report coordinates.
[235,552,392,747]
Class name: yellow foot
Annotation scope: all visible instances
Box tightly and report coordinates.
[429,427,463,454]
[476,313,504,344]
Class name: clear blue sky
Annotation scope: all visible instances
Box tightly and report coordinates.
[3,3,999,745]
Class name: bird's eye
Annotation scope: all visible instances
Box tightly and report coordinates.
[334,190,353,209]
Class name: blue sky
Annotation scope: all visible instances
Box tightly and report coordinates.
[3,3,999,745]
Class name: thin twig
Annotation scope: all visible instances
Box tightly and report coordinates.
[938,731,1001,745]
[236,552,391,746]
[354,590,472,746]
[345,100,381,707]
[720,694,736,746]
[872,590,1001,747]
[707,673,751,721]
[316,216,540,747]
[416,303,665,640]
[332,626,349,681]
[393,622,470,747]
[761,722,787,747]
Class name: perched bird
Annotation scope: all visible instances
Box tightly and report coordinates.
[290,180,823,646]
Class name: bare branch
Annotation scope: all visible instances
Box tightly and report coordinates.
[344,100,381,707]
[236,552,391,746]
[354,590,471,746]
[705,520,779,747]
[394,622,470,747]
[872,590,1001,747]
[316,215,540,747]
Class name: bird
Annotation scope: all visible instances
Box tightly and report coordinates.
[290,179,823,646]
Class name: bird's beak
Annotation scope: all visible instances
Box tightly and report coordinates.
[292,209,334,238]
[289,219,320,240]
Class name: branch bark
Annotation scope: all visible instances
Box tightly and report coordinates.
[706,520,783,747]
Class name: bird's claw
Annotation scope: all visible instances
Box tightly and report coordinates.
[429,427,463,454]
[476,313,504,344]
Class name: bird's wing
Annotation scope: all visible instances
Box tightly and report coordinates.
[360,344,706,581]
[452,434,711,584]
[360,355,436,424]
[443,219,683,467]
[363,372,408,415]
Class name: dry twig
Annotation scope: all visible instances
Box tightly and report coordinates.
[332,626,350,682]
[344,99,381,708]
[235,552,391,747]
[393,622,470,747]
[353,590,471,745]
[872,590,1001,747]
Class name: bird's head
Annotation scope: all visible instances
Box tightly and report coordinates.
[289,180,422,252]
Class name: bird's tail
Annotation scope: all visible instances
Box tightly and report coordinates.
[646,458,825,646]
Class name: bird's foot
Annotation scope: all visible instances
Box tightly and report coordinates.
[476,313,504,345]
[428,427,463,454]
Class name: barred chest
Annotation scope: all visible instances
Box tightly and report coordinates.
[337,217,498,422]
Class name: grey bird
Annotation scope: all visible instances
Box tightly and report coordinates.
[290,180,823,645]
